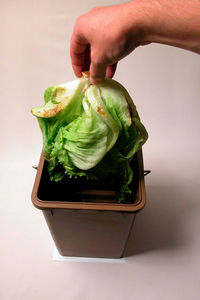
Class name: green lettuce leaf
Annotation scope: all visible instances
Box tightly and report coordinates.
[31,73,148,202]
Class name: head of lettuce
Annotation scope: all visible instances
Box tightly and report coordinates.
[31,73,148,203]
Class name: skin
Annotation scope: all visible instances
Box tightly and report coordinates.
[70,0,200,84]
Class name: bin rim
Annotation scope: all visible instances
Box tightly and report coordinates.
[31,149,146,212]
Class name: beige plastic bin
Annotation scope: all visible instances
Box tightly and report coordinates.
[31,149,146,258]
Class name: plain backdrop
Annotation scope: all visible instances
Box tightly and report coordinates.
[1,1,200,299]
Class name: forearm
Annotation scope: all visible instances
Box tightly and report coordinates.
[128,0,200,54]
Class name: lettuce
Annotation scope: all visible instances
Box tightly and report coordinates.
[31,73,148,202]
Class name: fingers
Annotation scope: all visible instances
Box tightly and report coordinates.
[71,35,117,83]
[106,63,117,78]
[89,60,107,84]
[70,31,88,78]
[70,21,117,83]
[89,62,117,84]
[71,30,109,84]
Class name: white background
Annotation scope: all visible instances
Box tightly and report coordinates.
[1,0,200,299]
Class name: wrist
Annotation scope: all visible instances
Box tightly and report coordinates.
[124,0,156,44]
[126,0,200,54]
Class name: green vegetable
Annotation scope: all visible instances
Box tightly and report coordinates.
[31,72,148,202]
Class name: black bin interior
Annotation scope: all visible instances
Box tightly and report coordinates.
[37,153,140,204]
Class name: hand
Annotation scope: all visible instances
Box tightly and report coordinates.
[70,2,149,84]
[70,0,200,84]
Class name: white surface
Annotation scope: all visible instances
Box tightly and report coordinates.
[1,1,200,300]
[53,247,126,264]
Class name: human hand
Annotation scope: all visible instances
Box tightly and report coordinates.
[70,0,200,84]
[70,2,149,84]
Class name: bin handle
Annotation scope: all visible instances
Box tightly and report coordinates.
[144,170,151,176]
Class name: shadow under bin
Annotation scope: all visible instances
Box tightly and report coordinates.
[31,149,147,258]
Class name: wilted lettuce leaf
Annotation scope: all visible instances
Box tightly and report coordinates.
[31,73,148,202]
